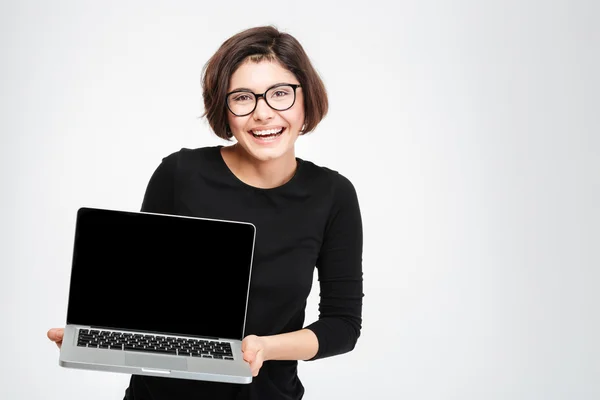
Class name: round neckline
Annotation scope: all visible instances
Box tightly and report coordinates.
[214,145,303,192]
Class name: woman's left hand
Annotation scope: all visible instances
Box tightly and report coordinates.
[241,334,268,377]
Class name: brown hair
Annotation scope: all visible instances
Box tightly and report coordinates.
[201,26,328,140]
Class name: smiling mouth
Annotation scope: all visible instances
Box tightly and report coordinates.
[249,127,285,139]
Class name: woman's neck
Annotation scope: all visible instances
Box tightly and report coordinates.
[221,144,298,189]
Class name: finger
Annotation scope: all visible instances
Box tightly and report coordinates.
[251,351,264,377]
[243,350,255,363]
[48,329,64,349]
[251,360,263,377]
[47,328,64,342]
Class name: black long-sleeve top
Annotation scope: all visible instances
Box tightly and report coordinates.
[124,146,363,400]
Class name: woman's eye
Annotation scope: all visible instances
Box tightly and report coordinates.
[234,94,252,102]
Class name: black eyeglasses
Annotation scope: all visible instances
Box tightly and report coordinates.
[226,83,302,117]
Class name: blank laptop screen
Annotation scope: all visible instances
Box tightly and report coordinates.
[66,207,255,341]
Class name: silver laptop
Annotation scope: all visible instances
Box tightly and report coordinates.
[58,207,255,384]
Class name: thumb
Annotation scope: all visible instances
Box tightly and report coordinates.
[47,328,63,342]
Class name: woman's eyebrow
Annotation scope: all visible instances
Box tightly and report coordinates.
[228,82,294,93]
[229,87,253,92]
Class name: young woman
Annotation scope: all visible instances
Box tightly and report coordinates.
[48,25,364,400]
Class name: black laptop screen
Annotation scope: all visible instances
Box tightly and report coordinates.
[65,207,255,340]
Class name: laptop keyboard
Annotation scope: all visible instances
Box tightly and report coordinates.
[77,329,234,360]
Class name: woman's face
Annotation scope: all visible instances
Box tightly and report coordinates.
[226,60,305,163]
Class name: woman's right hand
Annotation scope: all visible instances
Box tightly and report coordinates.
[47,328,64,349]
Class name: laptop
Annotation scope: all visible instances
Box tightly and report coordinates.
[58,207,256,384]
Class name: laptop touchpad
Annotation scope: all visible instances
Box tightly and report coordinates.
[125,352,187,371]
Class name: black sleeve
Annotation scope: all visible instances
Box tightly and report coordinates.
[140,152,178,214]
[304,173,364,360]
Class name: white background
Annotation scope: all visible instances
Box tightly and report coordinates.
[1,0,598,399]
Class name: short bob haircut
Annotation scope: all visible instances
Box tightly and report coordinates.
[201,26,328,140]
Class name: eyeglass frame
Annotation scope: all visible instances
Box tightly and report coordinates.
[225,83,302,117]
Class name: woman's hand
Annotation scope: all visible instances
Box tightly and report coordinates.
[241,334,268,377]
[47,328,64,349]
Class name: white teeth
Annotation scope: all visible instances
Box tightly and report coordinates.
[252,128,283,136]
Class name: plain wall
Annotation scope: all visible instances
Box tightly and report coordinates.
[1,0,598,399]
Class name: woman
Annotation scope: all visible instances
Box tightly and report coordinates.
[47,25,364,400]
